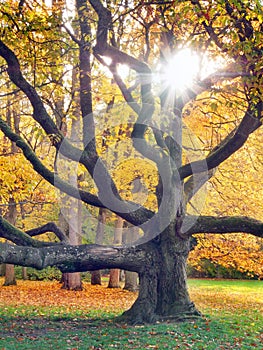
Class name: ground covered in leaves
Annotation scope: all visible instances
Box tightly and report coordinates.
[0,278,262,349]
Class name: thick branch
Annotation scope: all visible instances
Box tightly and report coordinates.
[184,168,216,203]
[187,215,263,238]
[89,0,160,147]
[76,0,96,150]
[0,241,150,273]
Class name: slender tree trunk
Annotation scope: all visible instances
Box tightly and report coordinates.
[123,226,139,292]
[61,199,83,291]
[22,267,28,280]
[3,198,17,286]
[108,216,123,288]
[0,264,5,276]
[124,270,138,292]
[91,208,107,285]
[3,264,16,286]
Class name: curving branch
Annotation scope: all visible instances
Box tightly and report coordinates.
[181,63,250,107]
[0,215,60,247]
[184,168,216,203]
[0,116,154,226]
[26,222,68,243]
[186,215,263,238]
[89,0,162,153]
[0,116,103,208]
[0,40,83,163]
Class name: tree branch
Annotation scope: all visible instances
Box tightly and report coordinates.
[181,64,249,107]
[0,216,59,247]
[184,168,216,203]
[187,215,263,238]
[26,222,69,243]
[0,116,103,208]
[0,241,150,273]
[0,40,83,163]
[179,106,262,179]
[0,116,154,227]
[89,0,160,149]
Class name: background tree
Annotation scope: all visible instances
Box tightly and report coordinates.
[0,0,263,324]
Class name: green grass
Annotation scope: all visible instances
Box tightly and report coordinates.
[0,279,262,349]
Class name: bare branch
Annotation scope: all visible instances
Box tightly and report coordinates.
[0,116,103,208]
[181,64,250,107]
[0,40,83,163]
[26,222,69,243]
[0,216,59,247]
[179,106,262,179]
[187,215,263,238]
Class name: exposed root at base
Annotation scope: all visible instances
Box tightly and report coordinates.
[116,309,202,325]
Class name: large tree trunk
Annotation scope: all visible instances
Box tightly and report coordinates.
[121,222,200,324]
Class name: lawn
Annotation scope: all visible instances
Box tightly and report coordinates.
[0,278,262,349]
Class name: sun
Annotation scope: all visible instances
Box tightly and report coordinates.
[161,48,200,93]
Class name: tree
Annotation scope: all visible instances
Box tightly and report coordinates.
[0,0,263,324]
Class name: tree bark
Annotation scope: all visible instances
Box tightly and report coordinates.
[61,198,83,291]
[121,222,200,324]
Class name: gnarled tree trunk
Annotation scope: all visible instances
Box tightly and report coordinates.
[121,222,200,324]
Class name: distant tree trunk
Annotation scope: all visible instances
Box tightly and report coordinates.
[22,267,28,280]
[3,102,19,287]
[61,199,83,291]
[3,197,17,286]
[3,264,16,286]
[61,103,83,290]
[119,269,125,282]
[91,208,107,285]
[108,216,123,288]
[123,226,139,292]
[124,271,138,292]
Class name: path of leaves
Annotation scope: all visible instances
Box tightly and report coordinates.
[0,279,136,313]
[0,279,262,314]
